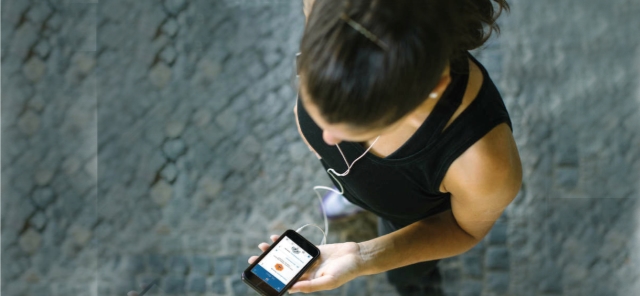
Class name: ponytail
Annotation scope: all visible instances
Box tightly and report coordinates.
[455,0,510,52]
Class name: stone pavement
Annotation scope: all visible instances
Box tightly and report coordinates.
[1,0,639,295]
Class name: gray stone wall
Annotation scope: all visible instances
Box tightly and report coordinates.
[2,0,639,295]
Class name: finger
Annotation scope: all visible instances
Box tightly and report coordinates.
[127,291,139,296]
[258,242,270,252]
[289,276,336,294]
[270,235,279,242]
[248,256,259,264]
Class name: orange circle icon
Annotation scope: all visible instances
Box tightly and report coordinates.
[275,263,284,271]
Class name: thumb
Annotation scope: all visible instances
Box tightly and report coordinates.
[289,276,336,294]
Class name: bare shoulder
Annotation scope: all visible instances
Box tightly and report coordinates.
[441,56,521,200]
[441,123,522,203]
[440,123,521,239]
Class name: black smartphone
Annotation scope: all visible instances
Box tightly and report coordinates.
[242,229,321,296]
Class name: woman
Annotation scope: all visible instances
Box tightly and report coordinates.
[249,0,522,295]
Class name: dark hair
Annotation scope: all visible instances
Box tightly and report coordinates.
[299,0,509,128]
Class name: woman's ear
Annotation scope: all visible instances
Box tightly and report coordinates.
[431,68,452,99]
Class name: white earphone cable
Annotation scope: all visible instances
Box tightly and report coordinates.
[297,135,380,246]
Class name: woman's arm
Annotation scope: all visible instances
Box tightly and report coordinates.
[357,123,522,275]
[357,209,480,276]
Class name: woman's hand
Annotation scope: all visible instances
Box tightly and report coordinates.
[248,235,365,294]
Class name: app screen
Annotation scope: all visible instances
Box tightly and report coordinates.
[251,236,313,292]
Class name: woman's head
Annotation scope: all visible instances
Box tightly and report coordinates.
[298,0,508,142]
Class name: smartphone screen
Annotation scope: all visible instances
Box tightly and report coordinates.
[242,230,320,295]
[250,236,314,292]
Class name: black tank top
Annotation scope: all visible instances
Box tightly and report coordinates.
[296,53,513,229]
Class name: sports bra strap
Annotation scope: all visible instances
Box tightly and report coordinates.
[418,58,470,146]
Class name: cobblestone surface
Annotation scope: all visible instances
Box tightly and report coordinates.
[2,0,640,295]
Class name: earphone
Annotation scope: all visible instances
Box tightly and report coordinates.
[295,133,380,246]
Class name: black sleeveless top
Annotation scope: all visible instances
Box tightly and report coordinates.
[296,54,513,229]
